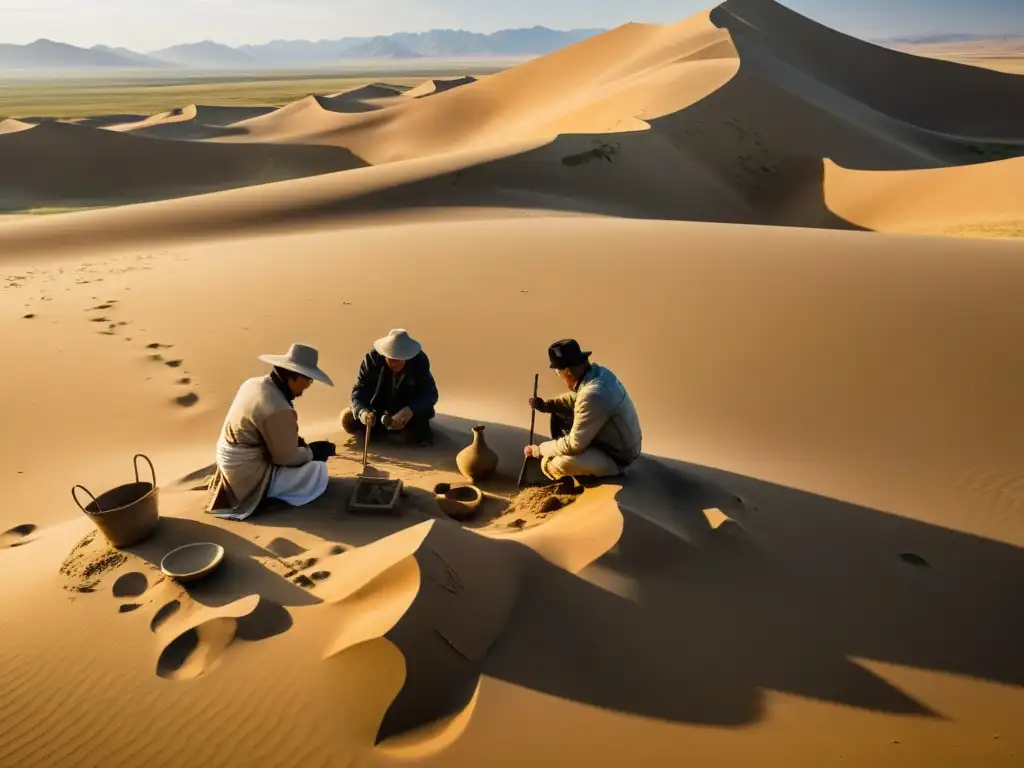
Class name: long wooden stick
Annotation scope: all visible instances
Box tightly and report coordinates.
[362,417,371,473]
[518,373,540,489]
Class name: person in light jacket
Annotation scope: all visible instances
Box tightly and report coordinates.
[340,329,439,447]
[524,339,642,481]
[206,343,337,521]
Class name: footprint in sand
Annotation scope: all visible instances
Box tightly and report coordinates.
[150,600,181,632]
[112,571,148,598]
[176,377,192,385]
[146,342,172,350]
[267,538,306,558]
[0,524,37,549]
[164,359,184,369]
[156,595,291,681]
[174,393,199,408]
[22,313,35,319]
[112,572,149,614]
[89,316,109,323]
[310,571,331,582]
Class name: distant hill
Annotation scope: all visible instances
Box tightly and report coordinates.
[0,27,606,72]
[341,37,424,60]
[147,40,259,69]
[0,39,142,70]
[91,45,174,68]
[240,27,606,65]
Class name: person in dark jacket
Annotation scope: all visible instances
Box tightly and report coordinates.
[340,329,439,446]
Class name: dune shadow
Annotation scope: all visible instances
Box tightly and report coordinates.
[175,411,1024,731]
[343,441,1024,734]
[0,121,369,214]
[261,12,1024,234]
[477,454,1024,726]
[126,515,320,609]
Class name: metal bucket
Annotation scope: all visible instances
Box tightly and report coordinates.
[72,454,160,548]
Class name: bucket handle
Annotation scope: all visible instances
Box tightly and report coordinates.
[72,485,101,514]
[133,454,156,488]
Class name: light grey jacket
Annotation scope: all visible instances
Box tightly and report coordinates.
[538,364,642,465]
[206,375,313,519]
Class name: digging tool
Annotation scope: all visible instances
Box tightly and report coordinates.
[517,373,541,490]
[361,416,371,475]
[350,414,404,511]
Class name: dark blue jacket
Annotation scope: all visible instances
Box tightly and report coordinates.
[350,349,438,419]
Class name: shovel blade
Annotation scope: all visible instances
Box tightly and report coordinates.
[517,456,546,490]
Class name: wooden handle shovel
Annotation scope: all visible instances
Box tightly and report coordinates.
[517,373,540,490]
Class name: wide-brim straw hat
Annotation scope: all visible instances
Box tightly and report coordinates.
[373,329,422,361]
[259,343,334,386]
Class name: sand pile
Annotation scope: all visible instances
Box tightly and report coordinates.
[492,482,583,531]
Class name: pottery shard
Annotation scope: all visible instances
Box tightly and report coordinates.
[456,425,499,482]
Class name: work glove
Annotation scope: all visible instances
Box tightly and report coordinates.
[309,440,337,462]
[359,409,376,427]
[529,397,548,413]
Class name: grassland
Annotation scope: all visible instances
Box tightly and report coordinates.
[0,63,507,119]
[895,39,1024,75]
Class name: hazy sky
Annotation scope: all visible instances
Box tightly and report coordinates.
[1,0,1022,50]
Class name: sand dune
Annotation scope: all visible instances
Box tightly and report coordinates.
[0,118,364,208]
[105,104,278,140]
[404,76,478,98]
[826,156,1024,234]
[0,117,35,135]
[2,0,1024,765]
[5,0,1022,233]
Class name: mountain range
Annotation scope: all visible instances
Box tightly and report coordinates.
[0,27,605,71]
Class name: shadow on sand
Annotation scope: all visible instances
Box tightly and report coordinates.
[190,414,1024,735]
[128,516,320,610]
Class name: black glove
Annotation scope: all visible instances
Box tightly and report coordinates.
[309,440,336,462]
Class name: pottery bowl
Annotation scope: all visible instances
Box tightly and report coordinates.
[160,542,225,583]
[433,483,483,521]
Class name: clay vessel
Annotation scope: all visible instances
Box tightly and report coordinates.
[160,542,225,583]
[433,483,483,521]
[456,425,499,482]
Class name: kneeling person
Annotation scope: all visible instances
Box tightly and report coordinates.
[524,339,642,482]
[207,343,337,521]
[340,329,439,446]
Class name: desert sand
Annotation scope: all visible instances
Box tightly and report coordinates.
[1,0,1023,765]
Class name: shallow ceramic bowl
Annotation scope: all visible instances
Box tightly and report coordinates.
[160,542,225,583]
[433,483,483,521]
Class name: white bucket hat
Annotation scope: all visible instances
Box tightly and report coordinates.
[259,343,334,386]
[373,329,422,361]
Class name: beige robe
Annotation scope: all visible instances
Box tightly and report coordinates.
[206,375,314,520]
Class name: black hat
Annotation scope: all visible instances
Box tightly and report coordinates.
[548,339,592,369]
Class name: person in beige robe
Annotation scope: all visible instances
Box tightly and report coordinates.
[206,343,336,521]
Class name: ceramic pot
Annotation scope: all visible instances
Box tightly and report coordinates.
[456,425,499,482]
[433,483,483,521]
